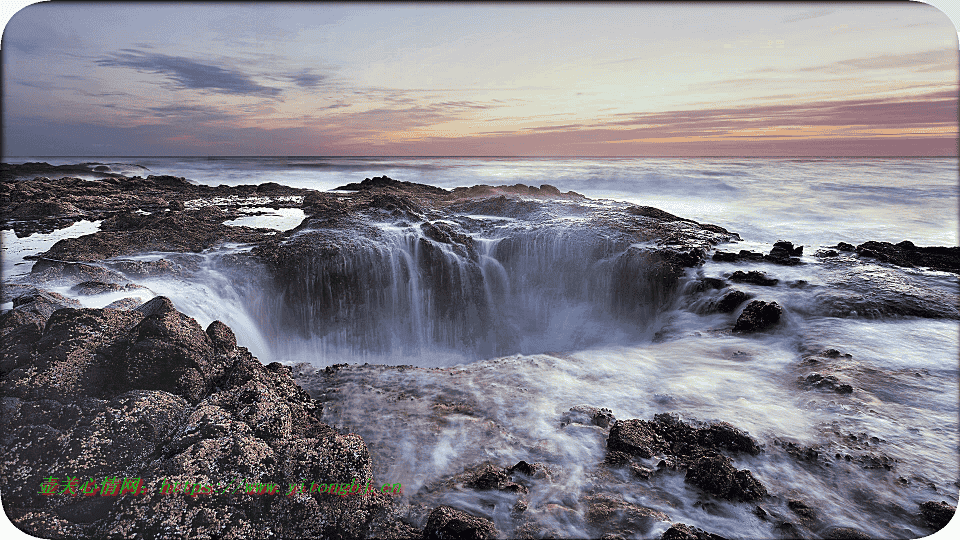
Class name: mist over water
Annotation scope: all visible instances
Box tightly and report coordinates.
[3,156,957,538]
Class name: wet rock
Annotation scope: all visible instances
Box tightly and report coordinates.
[451,183,585,200]
[920,500,956,530]
[660,523,729,540]
[70,280,142,295]
[837,242,855,252]
[685,452,767,502]
[800,372,853,394]
[583,493,670,536]
[206,320,238,355]
[631,464,656,479]
[626,205,697,223]
[40,210,272,262]
[712,250,739,262]
[855,240,960,274]
[816,249,839,257]
[593,407,616,428]
[823,526,873,539]
[607,419,668,458]
[423,505,498,540]
[1,289,82,333]
[728,270,778,286]
[694,422,762,456]
[774,240,803,256]
[464,464,509,490]
[103,297,143,310]
[714,290,752,313]
[0,321,42,374]
[733,301,783,332]
[337,175,449,196]
[1,296,386,539]
[788,498,816,519]
[562,405,616,428]
[6,199,87,220]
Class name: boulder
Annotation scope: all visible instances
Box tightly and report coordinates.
[423,505,498,540]
[920,500,956,530]
[685,452,767,502]
[728,271,778,286]
[733,301,783,332]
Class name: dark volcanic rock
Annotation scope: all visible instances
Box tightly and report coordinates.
[583,493,670,536]
[423,505,498,540]
[800,372,854,394]
[607,414,762,468]
[660,523,730,540]
[920,500,956,531]
[40,209,272,262]
[854,240,960,274]
[733,301,783,332]
[714,290,752,313]
[1,290,82,334]
[451,183,584,200]
[608,419,668,458]
[336,175,449,195]
[823,526,873,539]
[685,452,767,501]
[712,250,739,262]
[728,270,778,286]
[0,294,393,539]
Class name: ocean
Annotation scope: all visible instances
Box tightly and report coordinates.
[2,156,958,538]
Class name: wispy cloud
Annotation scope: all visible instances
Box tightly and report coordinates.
[96,49,282,97]
[804,49,957,73]
[287,68,328,88]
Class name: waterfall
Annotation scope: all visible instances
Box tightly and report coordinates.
[235,220,687,365]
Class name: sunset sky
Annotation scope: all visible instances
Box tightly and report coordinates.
[2,2,958,156]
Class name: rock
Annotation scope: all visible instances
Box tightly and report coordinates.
[920,501,956,530]
[464,464,508,490]
[816,249,839,257]
[593,407,616,428]
[70,281,141,295]
[0,321,42,374]
[694,422,762,455]
[685,452,767,501]
[733,301,783,332]
[561,405,615,428]
[607,419,667,458]
[800,372,854,394]
[423,505,498,540]
[1,290,82,333]
[583,493,670,536]
[660,523,730,540]
[336,175,449,196]
[206,320,238,355]
[103,297,144,310]
[1,297,385,539]
[728,270,778,286]
[854,241,960,274]
[823,526,873,539]
[837,242,855,252]
[712,250,739,262]
[714,290,752,313]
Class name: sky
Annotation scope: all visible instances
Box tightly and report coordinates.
[1,1,958,157]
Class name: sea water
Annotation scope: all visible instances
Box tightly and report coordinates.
[2,156,957,538]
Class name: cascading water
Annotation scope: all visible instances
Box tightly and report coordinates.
[236,217,686,366]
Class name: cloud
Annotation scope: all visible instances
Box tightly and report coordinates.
[781,9,833,24]
[287,69,328,88]
[804,49,958,74]
[96,50,282,97]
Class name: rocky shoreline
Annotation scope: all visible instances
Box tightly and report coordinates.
[2,162,957,538]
